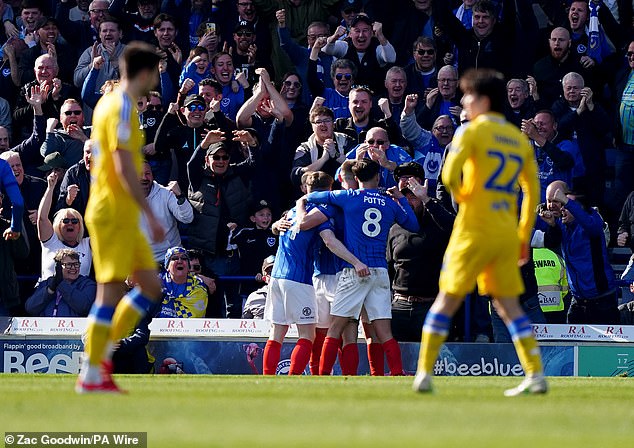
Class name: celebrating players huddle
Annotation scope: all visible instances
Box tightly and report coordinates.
[262,68,548,397]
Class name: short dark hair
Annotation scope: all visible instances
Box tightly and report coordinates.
[302,171,334,191]
[98,14,120,32]
[153,13,177,30]
[535,109,557,124]
[459,68,506,114]
[21,0,42,10]
[330,58,358,79]
[473,0,497,16]
[413,36,436,52]
[120,41,161,80]
[188,45,208,60]
[199,78,222,94]
[309,106,334,123]
[352,159,380,182]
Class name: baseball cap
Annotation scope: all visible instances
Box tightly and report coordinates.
[393,161,425,182]
[183,94,206,108]
[164,246,189,269]
[38,152,70,171]
[206,141,230,156]
[262,255,275,273]
[250,199,271,216]
[350,14,373,28]
[234,22,255,34]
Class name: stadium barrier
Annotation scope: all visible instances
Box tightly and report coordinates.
[1,317,633,377]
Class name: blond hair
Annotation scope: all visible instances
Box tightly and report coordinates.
[52,208,85,243]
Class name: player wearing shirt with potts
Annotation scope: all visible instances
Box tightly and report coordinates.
[301,159,419,376]
[263,171,369,376]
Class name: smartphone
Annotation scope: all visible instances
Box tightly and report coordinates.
[206,23,216,34]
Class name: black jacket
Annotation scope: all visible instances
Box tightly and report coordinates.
[56,160,91,216]
[387,199,454,297]
[186,144,255,255]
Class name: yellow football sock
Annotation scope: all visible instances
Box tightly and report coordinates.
[418,330,448,373]
[110,288,156,343]
[84,305,115,367]
[417,312,451,373]
[509,315,543,377]
[110,298,144,343]
[513,335,543,377]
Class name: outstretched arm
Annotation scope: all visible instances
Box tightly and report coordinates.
[320,229,370,277]
[37,171,58,242]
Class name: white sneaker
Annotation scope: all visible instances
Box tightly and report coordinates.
[412,371,433,393]
[504,375,548,397]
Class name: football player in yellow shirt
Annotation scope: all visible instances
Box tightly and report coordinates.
[77,42,165,393]
[413,69,547,396]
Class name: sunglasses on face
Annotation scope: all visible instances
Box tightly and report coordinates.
[62,218,80,225]
[64,110,82,116]
[147,105,163,111]
[212,155,230,161]
[416,49,435,56]
[366,139,386,146]
[61,262,81,269]
[236,31,254,37]
[191,264,202,272]
[170,256,189,262]
[187,104,205,111]
[335,73,352,81]
[283,80,301,88]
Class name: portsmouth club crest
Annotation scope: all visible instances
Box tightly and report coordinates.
[267,237,276,247]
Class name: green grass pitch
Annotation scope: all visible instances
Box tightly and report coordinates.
[1,375,633,447]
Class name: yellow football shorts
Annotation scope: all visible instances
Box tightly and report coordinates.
[87,217,157,283]
[439,228,525,298]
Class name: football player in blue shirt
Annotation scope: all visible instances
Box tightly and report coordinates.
[297,161,383,375]
[262,171,368,375]
[301,159,419,376]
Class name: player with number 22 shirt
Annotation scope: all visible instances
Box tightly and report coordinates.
[413,69,547,396]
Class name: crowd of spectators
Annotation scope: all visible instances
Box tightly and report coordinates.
[2,0,634,336]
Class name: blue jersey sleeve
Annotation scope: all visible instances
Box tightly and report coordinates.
[316,203,336,219]
[306,190,334,205]
[0,160,24,233]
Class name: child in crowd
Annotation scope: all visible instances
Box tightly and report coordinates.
[229,200,278,301]
[242,255,275,319]
[179,46,211,92]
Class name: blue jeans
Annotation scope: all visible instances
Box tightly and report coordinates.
[490,295,546,343]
